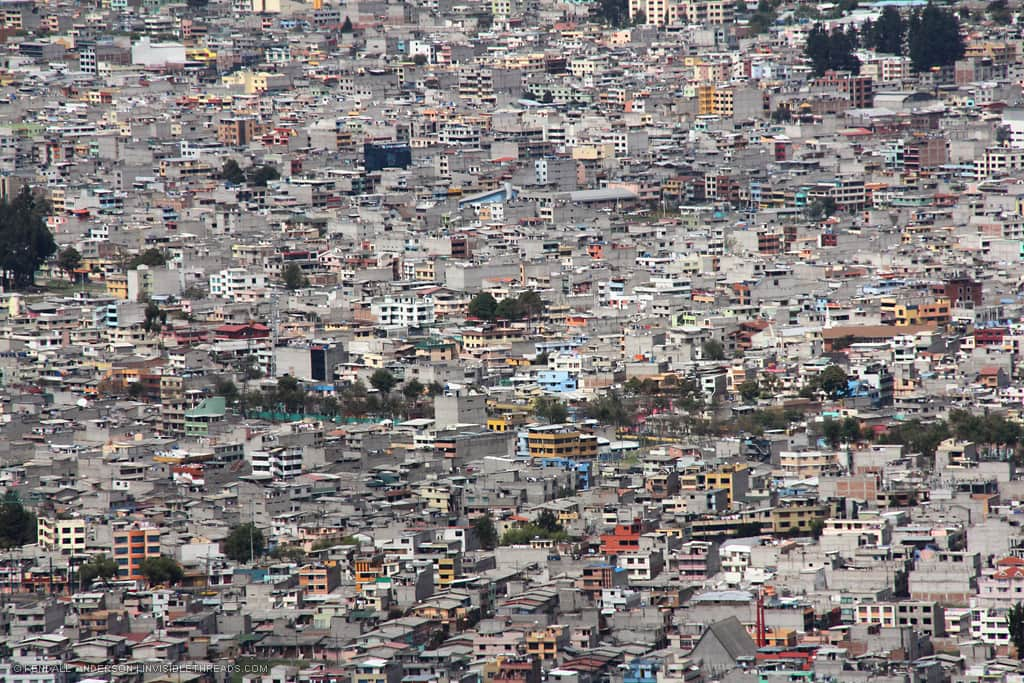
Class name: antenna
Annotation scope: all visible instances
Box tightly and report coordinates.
[270,291,280,378]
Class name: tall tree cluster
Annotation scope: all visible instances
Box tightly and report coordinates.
[859,2,964,71]
[0,187,56,290]
[804,24,861,76]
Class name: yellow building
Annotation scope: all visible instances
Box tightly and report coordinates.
[681,463,749,507]
[106,275,128,300]
[526,425,598,459]
[37,517,87,554]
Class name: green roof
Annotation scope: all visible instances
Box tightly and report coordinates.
[185,396,227,418]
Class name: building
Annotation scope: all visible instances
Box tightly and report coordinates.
[37,517,87,555]
[112,523,162,581]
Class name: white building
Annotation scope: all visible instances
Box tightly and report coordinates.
[250,446,304,479]
[209,267,268,302]
[371,295,436,327]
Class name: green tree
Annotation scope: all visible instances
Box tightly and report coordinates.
[869,6,906,54]
[536,510,562,534]
[370,369,398,394]
[78,554,119,587]
[273,375,306,413]
[0,492,35,548]
[841,416,863,443]
[412,53,427,66]
[586,389,632,427]
[702,339,726,360]
[0,187,56,289]
[817,365,849,399]
[57,246,82,280]
[282,263,308,290]
[806,197,837,220]
[427,381,445,397]
[877,418,950,458]
[215,377,239,402]
[138,556,184,586]
[595,0,629,26]
[143,301,166,334]
[771,106,792,123]
[224,523,265,563]
[908,2,964,72]
[517,290,546,319]
[128,248,167,269]
[270,545,308,562]
[823,419,842,448]
[988,0,1012,24]
[403,379,424,400]
[738,379,760,404]
[1009,602,1024,658]
[473,514,498,550]
[468,292,498,320]
[748,0,778,34]
[220,159,246,184]
[247,164,280,187]
[805,24,860,76]
[495,296,523,320]
[341,15,353,32]
[533,396,568,424]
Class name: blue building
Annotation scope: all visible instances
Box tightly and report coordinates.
[537,370,577,394]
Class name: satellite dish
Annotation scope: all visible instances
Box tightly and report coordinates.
[76,398,89,409]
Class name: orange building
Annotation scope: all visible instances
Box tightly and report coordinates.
[112,522,162,581]
[599,520,644,555]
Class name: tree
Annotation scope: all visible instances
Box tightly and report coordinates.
[220,159,246,184]
[533,396,568,424]
[823,419,842,448]
[517,290,546,319]
[817,365,849,399]
[468,292,498,320]
[247,164,280,187]
[215,377,239,402]
[143,301,166,334]
[341,15,353,32]
[412,53,428,66]
[57,246,81,280]
[702,339,726,360]
[537,510,562,534]
[586,390,632,427]
[771,106,791,123]
[841,416,863,443]
[0,492,35,548]
[473,514,498,550]
[78,554,119,587]
[908,2,964,72]
[427,381,445,397]
[128,248,167,269]
[273,375,305,413]
[282,263,308,290]
[595,0,629,26]
[403,379,424,400]
[748,0,778,34]
[495,296,522,320]
[988,0,1012,24]
[1009,602,1024,658]
[0,186,56,289]
[738,379,760,404]
[138,556,184,586]
[370,369,398,394]
[868,6,906,54]
[224,523,265,563]
[804,24,860,76]
[807,197,837,220]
